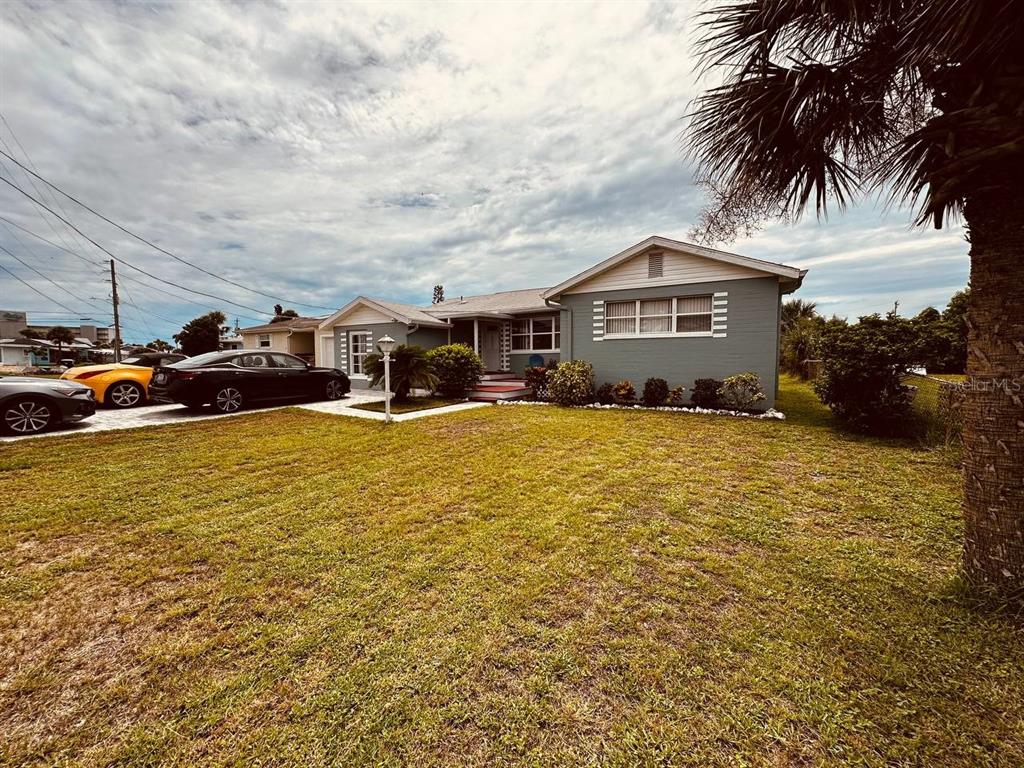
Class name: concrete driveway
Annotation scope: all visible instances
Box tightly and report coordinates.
[1,391,489,443]
[0,392,387,443]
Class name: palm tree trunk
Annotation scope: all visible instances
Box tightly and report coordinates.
[962,186,1024,600]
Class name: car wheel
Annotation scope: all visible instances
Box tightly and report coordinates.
[213,386,244,414]
[2,397,55,435]
[325,379,345,400]
[106,381,145,409]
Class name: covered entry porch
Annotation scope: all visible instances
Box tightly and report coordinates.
[444,315,512,372]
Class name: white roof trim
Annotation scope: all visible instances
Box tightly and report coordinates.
[317,296,450,330]
[542,236,806,299]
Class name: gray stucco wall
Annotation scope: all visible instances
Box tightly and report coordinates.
[333,321,409,389]
[559,276,783,408]
[408,326,450,350]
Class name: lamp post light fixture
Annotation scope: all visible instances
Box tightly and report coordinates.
[377,335,397,423]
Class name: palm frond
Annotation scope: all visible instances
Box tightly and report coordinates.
[688,0,1024,232]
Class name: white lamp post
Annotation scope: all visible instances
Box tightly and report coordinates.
[377,335,397,423]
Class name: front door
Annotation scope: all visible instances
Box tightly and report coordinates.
[481,324,501,371]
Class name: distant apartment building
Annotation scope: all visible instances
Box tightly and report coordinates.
[0,310,114,344]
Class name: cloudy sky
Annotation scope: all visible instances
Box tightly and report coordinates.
[0,1,969,342]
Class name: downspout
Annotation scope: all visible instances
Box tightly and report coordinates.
[544,297,570,360]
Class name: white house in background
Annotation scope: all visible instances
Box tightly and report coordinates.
[237,316,324,362]
[0,338,54,367]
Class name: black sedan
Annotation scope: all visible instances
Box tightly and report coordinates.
[148,350,351,413]
[1,377,97,435]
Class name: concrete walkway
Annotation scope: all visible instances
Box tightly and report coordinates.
[0,393,489,443]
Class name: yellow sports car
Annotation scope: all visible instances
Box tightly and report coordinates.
[61,352,186,408]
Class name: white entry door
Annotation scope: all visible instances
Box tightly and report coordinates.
[481,324,501,371]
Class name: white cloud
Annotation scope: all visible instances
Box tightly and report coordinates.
[0,0,969,340]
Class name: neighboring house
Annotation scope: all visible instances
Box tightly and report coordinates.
[0,336,111,367]
[313,236,805,408]
[0,338,54,367]
[219,331,244,351]
[238,317,324,362]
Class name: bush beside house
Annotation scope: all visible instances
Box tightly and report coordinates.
[691,378,723,409]
[642,378,669,407]
[547,360,595,406]
[425,344,483,397]
[717,373,766,411]
[523,359,559,401]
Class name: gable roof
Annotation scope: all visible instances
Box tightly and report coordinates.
[425,288,551,317]
[542,235,806,299]
[318,296,451,330]
[239,316,324,334]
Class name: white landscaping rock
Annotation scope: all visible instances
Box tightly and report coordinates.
[496,399,785,420]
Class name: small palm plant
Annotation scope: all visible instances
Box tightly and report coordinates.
[364,344,439,402]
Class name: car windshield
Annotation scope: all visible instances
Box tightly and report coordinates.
[171,352,228,368]
[121,356,145,365]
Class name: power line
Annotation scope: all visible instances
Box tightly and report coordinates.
[0,244,108,313]
[0,115,106,263]
[0,262,83,315]
[114,269,266,324]
[0,145,337,311]
[0,155,84,260]
[0,215,105,266]
[0,174,273,316]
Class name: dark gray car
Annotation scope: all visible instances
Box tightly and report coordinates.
[0,377,97,436]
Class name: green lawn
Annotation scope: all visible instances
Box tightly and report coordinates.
[350,396,466,414]
[1,377,1021,766]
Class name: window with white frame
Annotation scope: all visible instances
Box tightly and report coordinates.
[604,295,713,337]
[675,295,713,332]
[510,315,560,351]
[258,333,271,348]
[349,331,371,374]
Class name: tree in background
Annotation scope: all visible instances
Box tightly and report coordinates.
[18,328,43,340]
[174,311,226,357]
[270,304,300,323]
[432,285,445,304]
[45,326,75,363]
[147,339,173,352]
[781,299,818,334]
[688,2,1024,598]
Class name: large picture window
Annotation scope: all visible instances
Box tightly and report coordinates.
[511,315,560,351]
[604,296,713,337]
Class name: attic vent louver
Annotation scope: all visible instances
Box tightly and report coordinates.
[648,251,664,278]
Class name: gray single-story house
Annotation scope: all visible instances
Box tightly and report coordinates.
[312,236,805,408]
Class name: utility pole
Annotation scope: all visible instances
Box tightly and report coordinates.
[109,259,122,362]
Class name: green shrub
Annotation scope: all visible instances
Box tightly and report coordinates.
[547,360,595,406]
[613,380,636,402]
[668,385,686,407]
[813,314,921,434]
[425,344,483,396]
[595,382,616,405]
[691,378,723,408]
[642,378,669,407]
[365,344,439,402]
[523,360,558,400]
[717,372,767,411]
